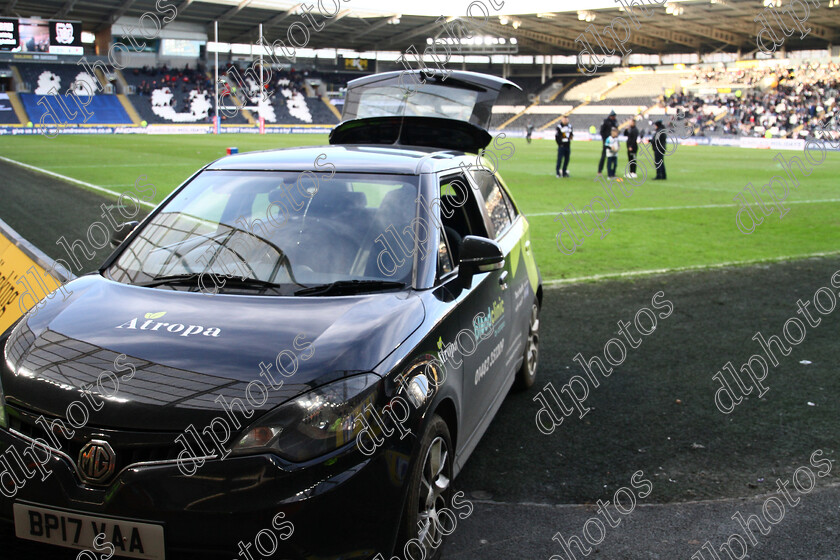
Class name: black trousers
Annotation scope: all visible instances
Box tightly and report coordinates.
[598,140,607,173]
[654,151,666,179]
[556,144,570,175]
[627,148,637,173]
[607,156,618,177]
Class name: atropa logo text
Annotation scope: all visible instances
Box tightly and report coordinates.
[437,335,458,364]
[115,312,221,337]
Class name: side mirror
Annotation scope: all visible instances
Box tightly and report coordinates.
[458,235,504,287]
[110,221,139,248]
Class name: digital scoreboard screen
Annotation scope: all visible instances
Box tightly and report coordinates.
[49,20,83,55]
[0,18,83,54]
[0,19,19,51]
[160,39,202,58]
[18,19,49,53]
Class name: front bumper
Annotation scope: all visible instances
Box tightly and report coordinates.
[0,427,415,559]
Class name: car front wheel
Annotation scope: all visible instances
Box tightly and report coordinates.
[515,300,540,390]
[398,414,453,560]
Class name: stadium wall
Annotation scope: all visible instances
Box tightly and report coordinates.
[498,129,839,152]
[4,124,835,153]
[0,124,334,135]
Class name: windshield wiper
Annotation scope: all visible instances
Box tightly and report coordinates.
[138,274,200,287]
[295,280,407,296]
[139,274,285,294]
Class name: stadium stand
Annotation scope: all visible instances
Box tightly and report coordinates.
[305,98,341,125]
[126,92,231,125]
[595,72,688,104]
[121,64,211,95]
[319,71,371,92]
[15,62,102,96]
[529,70,681,138]
[7,57,836,137]
[487,74,643,133]
[0,64,10,91]
[18,93,133,124]
[501,76,542,104]
[252,89,337,126]
[659,61,839,139]
[120,63,240,125]
[563,75,624,103]
[229,68,340,125]
[490,75,578,131]
[119,63,340,126]
[10,62,132,125]
[0,93,19,124]
[508,109,576,131]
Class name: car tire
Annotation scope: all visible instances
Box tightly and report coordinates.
[397,414,453,560]
[514,300,540,390]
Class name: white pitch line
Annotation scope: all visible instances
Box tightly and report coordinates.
[545,250,840,286]
[0,156,156,209]
[51,162,188,169]
[527,198,840,217]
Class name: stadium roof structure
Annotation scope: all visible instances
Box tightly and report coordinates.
[3,0,840,57]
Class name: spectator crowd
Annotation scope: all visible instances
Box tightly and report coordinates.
[661,61,839,139]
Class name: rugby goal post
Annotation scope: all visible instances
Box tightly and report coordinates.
[213,21,268,134]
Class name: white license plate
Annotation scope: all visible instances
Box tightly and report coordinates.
[13,503,165,559]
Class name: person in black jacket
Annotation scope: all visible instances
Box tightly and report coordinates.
[598,110,618,175]
[555,116,573,178]
[653,120,667,180]
[525,121,535,144]
[625,118,639,178]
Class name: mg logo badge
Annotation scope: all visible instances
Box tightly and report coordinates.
[78,440,116,484]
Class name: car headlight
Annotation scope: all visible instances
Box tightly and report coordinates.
[233,373,381,462]
[1,335,11,430]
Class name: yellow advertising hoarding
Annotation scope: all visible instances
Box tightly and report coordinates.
[0,220,73,334]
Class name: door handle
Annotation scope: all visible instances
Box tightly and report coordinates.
[499,271,508,289]
[524,240,531,252]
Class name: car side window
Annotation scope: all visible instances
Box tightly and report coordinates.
[438,172,489,242]
[437,226,454,277]
[469,168,512,238]
[495,175,518,218]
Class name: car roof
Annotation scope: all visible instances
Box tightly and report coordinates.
[205,145,471,175]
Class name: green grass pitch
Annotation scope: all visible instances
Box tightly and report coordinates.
[0,134,837,282]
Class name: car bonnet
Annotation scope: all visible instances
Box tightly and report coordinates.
[1,274,425,430]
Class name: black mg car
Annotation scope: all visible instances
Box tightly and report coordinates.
[0,71,542,559]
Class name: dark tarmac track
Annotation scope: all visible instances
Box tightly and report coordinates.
[449,257,840,559]
[1,160,838,559]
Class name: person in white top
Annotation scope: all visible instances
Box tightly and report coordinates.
[605,127,621,179]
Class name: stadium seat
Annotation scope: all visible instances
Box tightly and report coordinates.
[18,93,132,125]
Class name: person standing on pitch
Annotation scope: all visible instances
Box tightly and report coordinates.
[625,118,639,178]
[605,127,620,179]
[598,110,618,176]
[555,115,573,178]
[653,120,667,180]
[526,121,535,144]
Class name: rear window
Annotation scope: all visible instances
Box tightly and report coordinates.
[353,85,480,122]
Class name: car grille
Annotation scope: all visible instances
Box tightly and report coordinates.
[6,405,220,484]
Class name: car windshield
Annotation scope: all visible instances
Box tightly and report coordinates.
[107,170,420,294]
